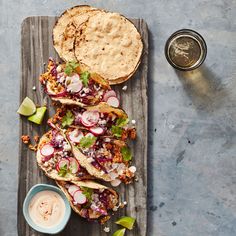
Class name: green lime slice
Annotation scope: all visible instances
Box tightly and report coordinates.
[112,228,126,236]
[115,216,136,230]
[28,107,47,124]
[17,97,36,116]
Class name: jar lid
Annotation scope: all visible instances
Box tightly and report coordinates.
[165,29,207,71]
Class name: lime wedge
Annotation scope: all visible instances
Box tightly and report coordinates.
[115,216,136,230]
[28,107,47,124]
[17,97,36,116]
[112,228,126,236]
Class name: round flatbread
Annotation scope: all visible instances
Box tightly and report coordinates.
[61,9,102,61]
[53,5,96,59]
[74,12,143,82]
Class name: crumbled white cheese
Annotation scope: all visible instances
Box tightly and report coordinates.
[129,166,137,173]
[131,119,136,125]
[63,143,71,152]
[32,86,36,91]
[56,65,62,73]
[122,85,127,91]
[104,227,110,233]
[112,206,119,211]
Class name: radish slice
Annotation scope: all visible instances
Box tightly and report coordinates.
[68,129,84,143]
[89,127,104,136]
[73,190,87,204]
[66,74,82,93]
[56,158,70,172]
[81,111,99,127]
[68,185,80,196]
[68,157,80,174]
[103,90,117,102]
[106,96,120,107]
[40,144,54,157]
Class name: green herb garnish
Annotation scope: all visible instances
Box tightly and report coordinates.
[116,118,129,127]
[80,186,93,203]
[64,60,80,76]
[62,110,74,127]
[80,71,90,87]
[79,136,97,148]
[121,146,132,161]
[111,125,123,138]
[58,164,68,177]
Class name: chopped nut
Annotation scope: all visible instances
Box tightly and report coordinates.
[21,135,30,144]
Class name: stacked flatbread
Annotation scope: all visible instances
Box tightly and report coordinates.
[53,5,143,84]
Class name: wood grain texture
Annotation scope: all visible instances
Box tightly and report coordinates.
[18,16,148,236]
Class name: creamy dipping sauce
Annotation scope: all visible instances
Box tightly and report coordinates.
[28,190,65,228]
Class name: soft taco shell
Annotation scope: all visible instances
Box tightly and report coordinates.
[56,180,118,219]
[74,11,143,82]
[36,131,92,181]
[53,5,97,59]
[61,9,102,61]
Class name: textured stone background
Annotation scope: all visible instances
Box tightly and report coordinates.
[0,0,236,235]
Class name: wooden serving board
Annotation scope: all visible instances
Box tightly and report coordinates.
[18,16,148,236]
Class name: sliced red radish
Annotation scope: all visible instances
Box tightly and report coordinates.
[68,129,84,143]
[40,144,54,157]
[81,111,99,127]
[106,96,120,107]
[89,127,104,136]
[73,190,87,204]
[66,74,83,93]
[103,90,117,102]
[56,158,70,172]
[68,185,80,196]
[68,157,80,174]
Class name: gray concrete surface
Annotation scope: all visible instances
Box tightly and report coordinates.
[0,0,236,235]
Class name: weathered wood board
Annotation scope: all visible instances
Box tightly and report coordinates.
[18,16,148,236]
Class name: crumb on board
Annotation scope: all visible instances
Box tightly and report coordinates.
[122,85,127,91]
[29,144,38,152]
[103,227,110,233]
[34,135,40,143]
[32,86,36,91]
[21,135,30,144]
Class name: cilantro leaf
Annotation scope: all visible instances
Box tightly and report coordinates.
[121,146,132,161]
[79,136,97,148]
[64,60,80,76]
[58,164,68,177]
[62,110,74,127]
[80,71,90,87]
[111,125,123,138]
[80,186,93,203]
[116,118,129,127]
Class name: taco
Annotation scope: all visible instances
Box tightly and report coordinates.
[56,180,119,223]
[48,102,136,142]
[36,129,92,181]
[39,58,112,107]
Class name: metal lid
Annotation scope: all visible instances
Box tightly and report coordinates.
[165,29,207,71]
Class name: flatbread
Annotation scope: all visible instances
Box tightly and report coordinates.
[61,9,102,61]
[74,12,143,82]
[53,5,96,59]
[56,180,118,220]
